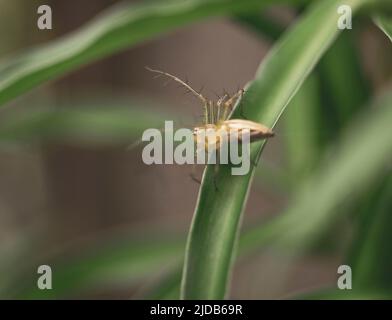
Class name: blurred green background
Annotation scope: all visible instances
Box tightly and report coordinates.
[0,0,391,299]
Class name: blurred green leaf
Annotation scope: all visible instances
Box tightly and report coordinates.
[240,91,392,254]
[317,32,370,138]
[141,267,182,300]
[235,12,286,41]
[8,89,392,298]
[374,15,392,41]
[0,0,301,107]
[235,9,369,180]
[181,0,369,300]
[6,234,183,299]
[0,105,172,146]
[283,74,321,181]
[348,175,392,293]
[235,12,321,181]
[1,0,391,301]
[153,90,392,299]
[234,12,294,189]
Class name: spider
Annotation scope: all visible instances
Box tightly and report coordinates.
[146,66,274,186]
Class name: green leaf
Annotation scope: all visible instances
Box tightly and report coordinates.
[8,89,392,299]
[0,0,294,107]
[348,175,392,292]
[283,74,321,181]
[317,32,370,137]
[374,15,392,42]
[235,12,286,41]
[142,267,182,300]
[240,91,392,255]
[153,90,392,299]
[181,0,370,300]
[0,104,172,146]
[5,234,183,299]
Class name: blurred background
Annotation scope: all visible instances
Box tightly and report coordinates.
[0,0,391,299]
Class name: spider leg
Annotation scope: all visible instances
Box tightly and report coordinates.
[221,89,244,120]
[145,66,207,105]
[225,88,244,106]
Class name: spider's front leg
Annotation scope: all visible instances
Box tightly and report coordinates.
[222,89,245,120]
